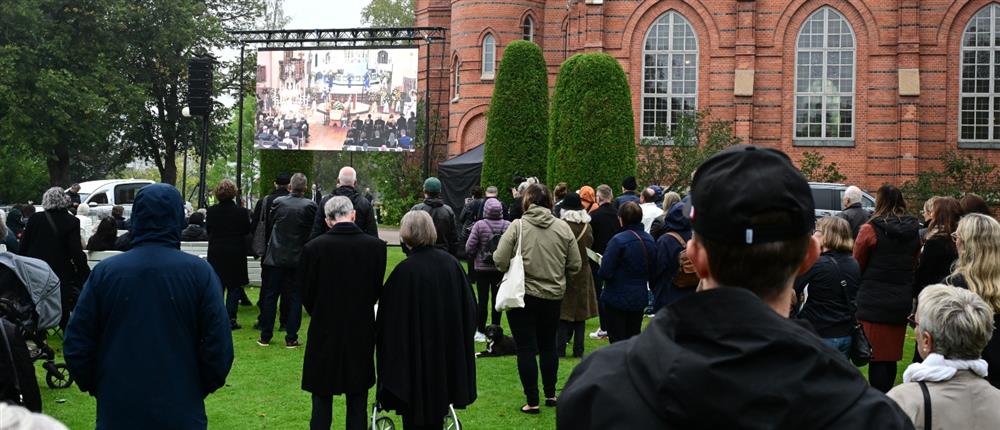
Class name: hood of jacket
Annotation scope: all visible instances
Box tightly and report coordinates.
[663,202,691,232]
[484,198,503,220]
[332,185,359,200]
[871,216,920,239]
[422,197,445,208]
[522,204,556,229]
[5,207,23,230]
[130,184,184,248]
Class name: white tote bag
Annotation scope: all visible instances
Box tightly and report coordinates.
[495,220,526,312]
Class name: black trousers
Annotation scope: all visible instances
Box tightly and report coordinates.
[603,305,643,343]
[507,295,561,406]
[590,262,606,330]
[476,270,503,332]
[868,361,897,393]
[310,392,367,430]
[257,264,289,327]
[557,320,586,357]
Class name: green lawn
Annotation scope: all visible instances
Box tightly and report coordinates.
[36,247,916,429]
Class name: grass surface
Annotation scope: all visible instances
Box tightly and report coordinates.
[36,247,916,429]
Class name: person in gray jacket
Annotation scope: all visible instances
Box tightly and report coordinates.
[838,185,870,238]
[259,173,317,348]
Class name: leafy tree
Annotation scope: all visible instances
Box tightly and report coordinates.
[480,41,549,203]
[361,0,415,27]
[548,53,636,190]
[260,0,291,29]
[637,111,740,193]
[0,141,48,204]
[797,151,847,184]
[902,150,1000,209]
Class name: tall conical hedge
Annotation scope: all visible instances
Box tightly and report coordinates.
[480,40,549,202]
[547,53,636,190]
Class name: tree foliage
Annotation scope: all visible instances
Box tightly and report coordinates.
[797,151,847,184]
[902,150,1000,208]
[361,0,415,27]
[480,41,549,203]
[548,53,636,191]
[258,150,315,199]
[636,111,741,193]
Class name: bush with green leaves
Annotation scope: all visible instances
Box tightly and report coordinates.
[480,40,550,202]
[547,53,636,190]
[797,151,847,184]
[636,110,740,193]
[258,150,315,198]
[902,150,1000,209]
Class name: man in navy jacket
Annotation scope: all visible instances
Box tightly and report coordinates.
[64,184,234,429]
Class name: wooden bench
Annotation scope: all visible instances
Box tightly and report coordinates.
[86,242,263,285]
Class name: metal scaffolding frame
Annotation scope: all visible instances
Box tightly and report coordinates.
[227,27,448,197]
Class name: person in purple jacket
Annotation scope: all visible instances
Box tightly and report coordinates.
[465,197,511,342]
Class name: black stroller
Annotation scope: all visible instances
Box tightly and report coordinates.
[0,252,73,389]
[370,403,462,430]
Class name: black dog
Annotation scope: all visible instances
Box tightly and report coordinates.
[479,324,516,357]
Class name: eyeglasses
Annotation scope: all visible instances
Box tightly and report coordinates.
[907,314,918,327]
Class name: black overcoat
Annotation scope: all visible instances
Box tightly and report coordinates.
[206,200,251,289]
[300,222,387,395]
[376,246,477,425]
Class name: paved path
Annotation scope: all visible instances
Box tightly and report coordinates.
[379,226,400,245]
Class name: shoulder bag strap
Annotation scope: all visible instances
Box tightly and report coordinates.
[918,381,932,430]
[628,230,650,270]
[575,224,588,243]
[828,256,856,315]
[516,219,523,256]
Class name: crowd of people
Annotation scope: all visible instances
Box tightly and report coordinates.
[3,144,1000,429]
[255,113,311,149]
[343,113,416,151]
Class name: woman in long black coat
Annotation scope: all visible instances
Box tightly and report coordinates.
[377,211,477,430]
[300,195,387,430]
[206,180,251,329]
[20,187,90,328]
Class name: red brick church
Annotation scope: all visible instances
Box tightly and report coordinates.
[417,0,1000,189]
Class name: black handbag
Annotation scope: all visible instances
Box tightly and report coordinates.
[830,257,872,366]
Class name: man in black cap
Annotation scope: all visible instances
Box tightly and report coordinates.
[613,176,640,211]
[558,145,914,429]
[251,172,292,329]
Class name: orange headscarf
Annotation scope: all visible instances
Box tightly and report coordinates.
[579,186,597,213]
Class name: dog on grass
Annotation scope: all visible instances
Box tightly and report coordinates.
[478,324,516,357]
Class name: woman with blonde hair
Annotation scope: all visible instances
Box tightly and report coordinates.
[794,216,861,359]
[946,213,1000,388]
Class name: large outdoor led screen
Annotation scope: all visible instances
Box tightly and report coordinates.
[254,49,418,152]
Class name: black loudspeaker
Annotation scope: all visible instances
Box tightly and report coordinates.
[188,57,214,116]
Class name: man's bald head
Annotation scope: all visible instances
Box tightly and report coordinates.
[338,166,357,187]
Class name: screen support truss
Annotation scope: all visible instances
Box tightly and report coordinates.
[228,27,447,200]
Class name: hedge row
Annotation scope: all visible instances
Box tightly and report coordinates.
[257,150,315,198]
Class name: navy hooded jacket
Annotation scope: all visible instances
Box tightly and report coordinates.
[64,184,234,429]
[651,202,694,311]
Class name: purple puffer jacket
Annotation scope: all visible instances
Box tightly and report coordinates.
[465,199,510,271]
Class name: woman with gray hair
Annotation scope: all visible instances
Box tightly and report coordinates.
[376,211,478,429]
[0,210,19,253]
[20,187,90,328]
[888,285,1000,428]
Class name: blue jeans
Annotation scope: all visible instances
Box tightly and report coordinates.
[259,266,302,342]
[823,336,852,360]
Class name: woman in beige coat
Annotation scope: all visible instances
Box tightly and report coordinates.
[556,192,598,358]
[888,285,1000,429]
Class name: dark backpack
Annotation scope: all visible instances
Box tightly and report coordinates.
[480,223,503,265]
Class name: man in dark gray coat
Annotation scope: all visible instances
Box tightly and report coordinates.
[301,196,386,430]
[837,185,870,238]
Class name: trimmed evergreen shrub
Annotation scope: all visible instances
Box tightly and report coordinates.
[258,149,315,198]
[480,40,549,203]
[547,53,636,191]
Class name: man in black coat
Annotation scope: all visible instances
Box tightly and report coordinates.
[310,167,379,240]
[837,185,870,238]
[259,173,317,348]
[409,177,458,255]
[301,196,387,430]
[558,146,914,429]
[252,173,291,326]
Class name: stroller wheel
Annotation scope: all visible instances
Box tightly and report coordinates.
[45,363,73,389]
[370,416,394,430]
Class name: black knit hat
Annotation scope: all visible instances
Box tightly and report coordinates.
[561,192,584,211]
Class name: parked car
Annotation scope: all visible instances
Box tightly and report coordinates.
[78,179,155,220]
[809,182,876,219]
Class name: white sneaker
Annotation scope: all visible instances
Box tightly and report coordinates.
[474,332,487,343]
[589,329,608,340]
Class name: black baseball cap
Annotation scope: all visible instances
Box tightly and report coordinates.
[686,145,814,245]
[275,173,291,186]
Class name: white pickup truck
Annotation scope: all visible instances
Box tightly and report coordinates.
[78,179,155,219]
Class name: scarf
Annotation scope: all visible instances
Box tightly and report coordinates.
[902,352,989,383]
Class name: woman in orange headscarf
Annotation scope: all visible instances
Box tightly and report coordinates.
[578,186,597,213]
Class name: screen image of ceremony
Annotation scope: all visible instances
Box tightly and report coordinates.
[254,48,419,152]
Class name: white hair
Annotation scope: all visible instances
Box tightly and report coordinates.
[42,187,70,211]
[76,204,90,216]
[324,195,354,220]
[844,186,863,205]
[338,166,357,186]
[917,285,996,360]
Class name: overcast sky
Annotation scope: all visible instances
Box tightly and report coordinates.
[283,0,365,29]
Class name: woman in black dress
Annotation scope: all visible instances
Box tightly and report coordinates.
[206,179,251,329]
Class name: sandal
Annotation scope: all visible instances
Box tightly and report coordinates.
[520,404,541,415]
[545,397,558,407]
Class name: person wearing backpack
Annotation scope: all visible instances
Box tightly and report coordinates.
[465,198,510,343]
[598,202,657,343]
[651,201,696,313]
